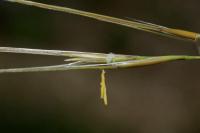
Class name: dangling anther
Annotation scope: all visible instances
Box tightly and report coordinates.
[100,69,108,106]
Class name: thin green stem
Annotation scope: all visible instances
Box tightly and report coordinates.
[0,47,199,74]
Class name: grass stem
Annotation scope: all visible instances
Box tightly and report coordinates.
[0,47,200,74]
[5,0,200,41]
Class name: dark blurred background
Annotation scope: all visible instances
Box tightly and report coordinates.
[0,0,200,132]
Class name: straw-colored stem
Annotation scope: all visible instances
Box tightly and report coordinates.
[0,47,144,62]
[5,0,200,41]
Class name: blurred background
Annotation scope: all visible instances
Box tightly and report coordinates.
[0,0,200,132]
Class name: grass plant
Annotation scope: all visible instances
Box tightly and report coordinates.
[2,0,200,105]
